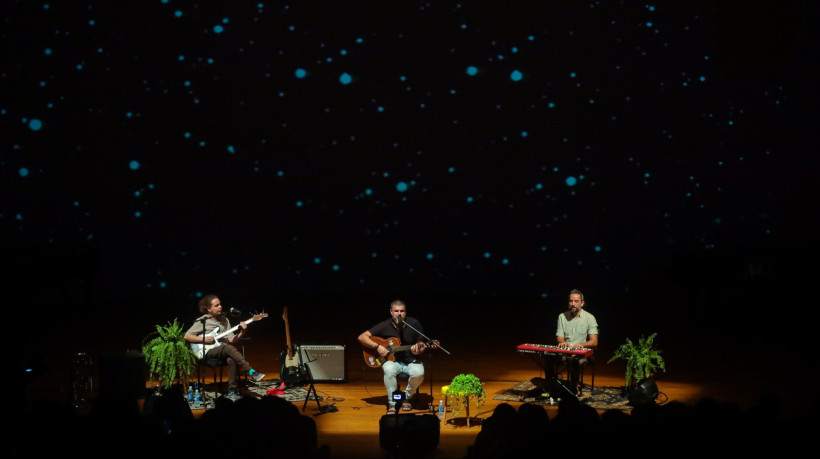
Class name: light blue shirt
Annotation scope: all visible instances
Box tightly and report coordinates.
[556,309,598,345]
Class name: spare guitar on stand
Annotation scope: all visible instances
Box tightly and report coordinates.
[280,306,305,387]
[278,307,329,412]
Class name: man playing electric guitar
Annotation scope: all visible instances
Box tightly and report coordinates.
[183,294,265,401]
[358,299,428,414]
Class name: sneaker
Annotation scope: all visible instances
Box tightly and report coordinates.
[224,391,242,402]
[251,371,266,382]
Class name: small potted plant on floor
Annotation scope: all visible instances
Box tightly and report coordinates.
[142,318,197,391]
[445,373,486,428]
[607,332,666,401]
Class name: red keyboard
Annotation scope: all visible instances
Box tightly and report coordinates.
[516,343,594,359]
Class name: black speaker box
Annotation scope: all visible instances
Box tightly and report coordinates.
[300,345,346,382]
[379,413,440,452]
[628,378,659,406]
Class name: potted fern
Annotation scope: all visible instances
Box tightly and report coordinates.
[141,318,197,390]
[445,373,486,428]
[607,332,666,394]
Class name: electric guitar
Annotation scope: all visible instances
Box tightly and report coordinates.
[279,307,304,385]
[190,313,268,359]
[362,336,440,368]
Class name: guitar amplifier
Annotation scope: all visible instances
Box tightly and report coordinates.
[299,345,346,382]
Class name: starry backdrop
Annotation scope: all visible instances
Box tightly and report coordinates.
[3,1,818,361]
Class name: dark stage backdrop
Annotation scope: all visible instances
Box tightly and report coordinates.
[3,2,817,362]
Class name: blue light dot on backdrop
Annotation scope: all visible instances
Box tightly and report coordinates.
[295,68,307,78]
[565,176,577,186]
[466,66,478,76]
[19,168,29,177]
[396,182,408,192]
[484,252,491,258]
[28,119,42,130]
[314,258,321,264]
[339,73,352,84]
[426,253,434,260]
[510,70,523,81]
[129,160,140,170]
[213,25,224,33]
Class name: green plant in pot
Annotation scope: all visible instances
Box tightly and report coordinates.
[142,318,197,390]
[445,373,486,428]
[607,332,666,393]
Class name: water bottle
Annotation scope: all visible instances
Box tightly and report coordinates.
[437,400,445,422]
[193,383,201,403]
[187,384,193,401]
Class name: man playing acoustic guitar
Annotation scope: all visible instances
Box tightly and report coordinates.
[183,294,266,401]
[358,299,428,414]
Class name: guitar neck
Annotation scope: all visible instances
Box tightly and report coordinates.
[389,344,415,353]
[214,318,254,340]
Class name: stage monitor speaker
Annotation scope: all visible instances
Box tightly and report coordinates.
[628,378,659,406]
[379,413,440,453]
[300,345,346,382]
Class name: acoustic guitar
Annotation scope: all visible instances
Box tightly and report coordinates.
[279,307,304,385]
[362,336,440,368]
[190,313,268,359]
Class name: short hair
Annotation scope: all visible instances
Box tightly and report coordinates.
[568,289,584,302]
[198,294,219,314]
[390,299,406,309]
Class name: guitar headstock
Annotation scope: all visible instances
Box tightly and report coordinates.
[252,312,269,321]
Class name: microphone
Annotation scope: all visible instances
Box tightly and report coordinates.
[229,307,242,317]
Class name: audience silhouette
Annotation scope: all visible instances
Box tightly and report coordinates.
[16,386,810,458]
[465,392,809,458]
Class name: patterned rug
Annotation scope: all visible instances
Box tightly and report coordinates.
[493,378,633,411]
[186,379,322,410]
[245,379,323,403]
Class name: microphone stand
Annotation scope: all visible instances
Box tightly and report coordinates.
[399,319,450,404]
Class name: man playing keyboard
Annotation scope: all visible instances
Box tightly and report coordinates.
[551,289,598,396]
